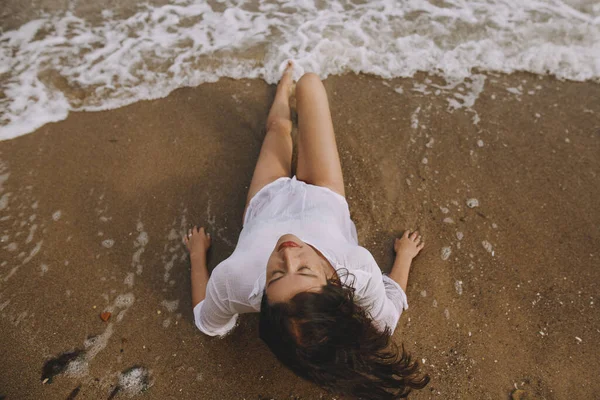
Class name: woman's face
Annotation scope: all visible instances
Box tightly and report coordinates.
[265,234,335,304]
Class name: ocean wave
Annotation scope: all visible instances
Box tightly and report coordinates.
[1,0,599,140]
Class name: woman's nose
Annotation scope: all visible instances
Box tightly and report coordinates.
[282,248,298,268]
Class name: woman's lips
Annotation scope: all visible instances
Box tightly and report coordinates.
[278,241,300,251]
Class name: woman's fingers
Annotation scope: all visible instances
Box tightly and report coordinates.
[185,227,200,241]
[199,226,209,239]
[400,231,424,242]
[182,225,211,252]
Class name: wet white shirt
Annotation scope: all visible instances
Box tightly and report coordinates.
[193,177,408,337]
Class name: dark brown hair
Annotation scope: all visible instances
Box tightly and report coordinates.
[259,272,429,399]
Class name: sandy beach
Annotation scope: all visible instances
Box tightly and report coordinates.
[0,72,599,399]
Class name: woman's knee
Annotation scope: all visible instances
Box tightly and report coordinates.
[266,117,292,134]
[296,73,323,94]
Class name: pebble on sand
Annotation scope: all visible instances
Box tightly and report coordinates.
[482,241,493,255]
[454,280,463,295]
[441,247,452,260]
[466,198,479,208]
[100,312,111,322]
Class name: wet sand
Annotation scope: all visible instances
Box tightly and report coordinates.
[0,73,599,399]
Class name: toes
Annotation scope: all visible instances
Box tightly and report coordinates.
[402,230,410,238]
[281,61,294,77]
[409,231,418,240]
[418,242,425,249]
[278,60,297,84]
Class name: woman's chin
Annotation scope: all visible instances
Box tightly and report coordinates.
[276,233,302,246]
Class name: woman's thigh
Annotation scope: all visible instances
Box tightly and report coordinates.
[295,73,345,197]
[243,124,293,221]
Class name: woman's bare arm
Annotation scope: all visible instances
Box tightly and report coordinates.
[190,253,210,306]
[389,230,424,291]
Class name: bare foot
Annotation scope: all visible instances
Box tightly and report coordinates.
[394,230,424,259]
[278,61,295,99]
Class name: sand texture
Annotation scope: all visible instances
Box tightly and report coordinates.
[0,73,599,399]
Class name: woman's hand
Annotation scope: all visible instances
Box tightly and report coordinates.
[184,226,211,257]
[390,230,424,291]
[394,230,424,260]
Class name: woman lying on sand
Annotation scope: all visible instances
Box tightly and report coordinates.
[183,62,429,399]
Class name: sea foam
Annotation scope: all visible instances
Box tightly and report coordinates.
[1,0,599,140]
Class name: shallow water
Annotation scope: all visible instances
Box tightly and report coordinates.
[1,0,599,139]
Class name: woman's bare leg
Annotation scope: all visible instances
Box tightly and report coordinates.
[295,73,345,197]
[243,63,294,220]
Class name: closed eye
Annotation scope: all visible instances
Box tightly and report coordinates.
[268,266,316,287]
